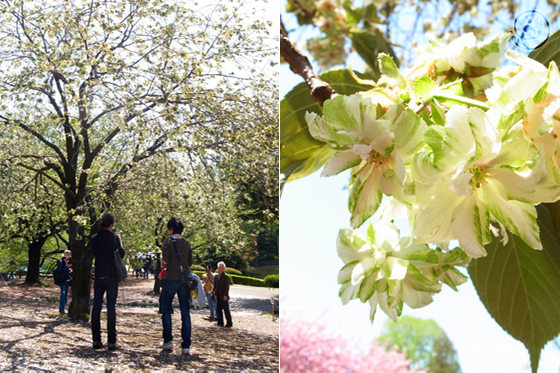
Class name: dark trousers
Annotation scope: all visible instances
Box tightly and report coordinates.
[91,278,119,344]
[160,280,191,348]
[216,296,232,326]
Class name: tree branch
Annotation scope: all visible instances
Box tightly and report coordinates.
[14,163,76,198]
[280,21,337,106]
[10,120,69,166]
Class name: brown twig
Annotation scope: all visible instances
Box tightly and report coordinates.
[280,20,337,106]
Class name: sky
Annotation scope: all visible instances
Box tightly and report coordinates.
[279,1,560,372]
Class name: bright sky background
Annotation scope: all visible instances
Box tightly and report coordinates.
[280,1,560,372]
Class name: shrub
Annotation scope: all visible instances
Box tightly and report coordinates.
[192,270,205,278]
[263,274,279,288]
[191,264,205,272]
[230,274,265,287]
[225,267,243,276]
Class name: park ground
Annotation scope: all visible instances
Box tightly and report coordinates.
[0,278,279,371]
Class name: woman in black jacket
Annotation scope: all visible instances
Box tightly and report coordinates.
[90,213,125,351]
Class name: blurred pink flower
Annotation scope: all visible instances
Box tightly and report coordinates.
[280,318,424,373]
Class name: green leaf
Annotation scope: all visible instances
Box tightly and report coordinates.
[430,99,446,126]
[362,0,382,23]
[378,53,406,90]
[349,29,398,78]
[280,70,374,184]
[343,0,362,24]
[468,204,560,373]
[529,31,560,67]
[413,76,436,101]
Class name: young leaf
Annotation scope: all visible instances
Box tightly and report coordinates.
[378,53,406,90]
[349,29,398,79]
[468,203,560,373]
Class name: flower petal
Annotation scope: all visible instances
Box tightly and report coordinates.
[414,182,463,244]
[479,181,542,251]
[320,150,363,177]
[468,107,501,165]
[352,258,379,285]
[380,257,409,280]
[359,272,378,302]
[349,166,383,228]
[337,229,372,264]
[339,282,361,305]
[391,110,428,160]
[480,182,542,250]
[449,194,490,258]
[376,291,398,321]
[338,261,358,284]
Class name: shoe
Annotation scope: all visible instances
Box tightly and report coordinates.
[225,323,233,328]
[182,348,190,355]
[215,322,224,327]
[160,341,173,350]
[92,341,104,349]
[209,315,215,321]
[108,343,119,351]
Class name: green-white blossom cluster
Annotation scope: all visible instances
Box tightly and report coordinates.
[338,222,470,322]
[306,33,560,321]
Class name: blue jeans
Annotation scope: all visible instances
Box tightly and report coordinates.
[59,281,69,313]
[91,278,119,344]
[205,292,216,316]
[161,280,191,348]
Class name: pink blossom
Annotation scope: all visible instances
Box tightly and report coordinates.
[280,318,424,373]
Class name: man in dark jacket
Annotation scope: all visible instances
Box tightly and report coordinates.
[213,261,233,327]
[159,217,193,355]
[90,213,125,351]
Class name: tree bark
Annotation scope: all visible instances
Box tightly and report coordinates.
[280,22,337,106]
[25,238,47,284]
[153,252,162,295]
[67,217,94,321]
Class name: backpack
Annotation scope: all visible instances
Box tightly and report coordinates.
[53,261,70,285]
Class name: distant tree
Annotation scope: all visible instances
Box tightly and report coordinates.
[378,316,462,373]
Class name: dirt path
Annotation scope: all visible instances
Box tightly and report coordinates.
[0,278,279,372]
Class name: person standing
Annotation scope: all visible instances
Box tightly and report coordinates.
[56,250,73,315]
[8,258,16,280]
[203,266,216,321]
[90,213,125,351]
[159,217,193,355]
[213,261,233,328]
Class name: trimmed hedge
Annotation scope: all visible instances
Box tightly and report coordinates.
[191,265,205,272]
[225,267,243,276]
[230,274,265,287]
[192,271,277,287]
[263,274,279,288]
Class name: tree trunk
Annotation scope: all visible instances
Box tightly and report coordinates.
[68,219,93,321]
[153,253,162,295]
[25,238,47,284]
